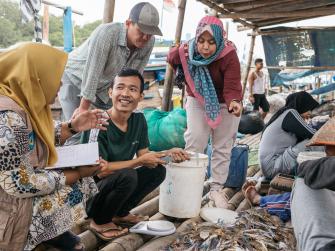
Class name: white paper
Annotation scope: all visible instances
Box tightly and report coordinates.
[46,142,99,169]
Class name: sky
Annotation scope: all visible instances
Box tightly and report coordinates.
[18,0,335,61]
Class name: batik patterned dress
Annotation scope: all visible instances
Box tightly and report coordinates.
[0,110,98,250]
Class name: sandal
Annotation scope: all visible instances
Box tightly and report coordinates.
[89,224,128,241]
[243,185,258,207]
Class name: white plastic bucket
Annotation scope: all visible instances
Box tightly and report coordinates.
[297,151,326,164]
[159,153,208,218]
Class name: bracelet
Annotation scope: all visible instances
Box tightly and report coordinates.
[67,121,79,135]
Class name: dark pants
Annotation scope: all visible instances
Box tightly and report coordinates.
[86,165,166,225]
[253,94,270,112]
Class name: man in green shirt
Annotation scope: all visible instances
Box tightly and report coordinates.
[82,68,189,240]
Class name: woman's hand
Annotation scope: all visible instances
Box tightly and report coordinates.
[167,148,190,163]
[71,109,109,132]
[229,100,242,117]
[77,164,101,178]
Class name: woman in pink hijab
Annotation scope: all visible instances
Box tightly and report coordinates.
[167,16,242,208]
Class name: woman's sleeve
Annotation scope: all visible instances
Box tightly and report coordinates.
[222,50,243,106]
[0,111,66,198]
[282,110,315,140]
[167,46,182,70]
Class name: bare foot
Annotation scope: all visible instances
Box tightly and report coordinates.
[244,186,261,206]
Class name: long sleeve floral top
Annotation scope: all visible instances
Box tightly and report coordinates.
[0,110,97,250]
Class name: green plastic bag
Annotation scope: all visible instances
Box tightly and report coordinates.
[143,108,186,151]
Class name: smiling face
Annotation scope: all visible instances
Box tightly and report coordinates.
[109,75,143,113]
[196,31,217,59]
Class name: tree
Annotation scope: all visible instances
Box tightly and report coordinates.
[0,0,34,47]
[0,0,101,48]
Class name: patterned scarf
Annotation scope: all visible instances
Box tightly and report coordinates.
[187,23,225,124]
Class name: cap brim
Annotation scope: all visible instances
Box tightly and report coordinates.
[137,23,163,36]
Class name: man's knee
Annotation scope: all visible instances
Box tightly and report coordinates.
[117,169,138,191]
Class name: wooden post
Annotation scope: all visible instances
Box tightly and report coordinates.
[242,30,256,97]
[225,21,229,39]
[316,76,321,102]
[42,4,49,42]
[162,0,187,111]
[103,0,115,23]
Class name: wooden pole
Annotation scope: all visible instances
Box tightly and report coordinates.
[225,21,229,39]
[103,0,115,23]
[250,66,335,71]
[316,76,321,102]
[162,0,187,111]
[42,4,49,42]
[242,30,256,97]
[42,0,83,15]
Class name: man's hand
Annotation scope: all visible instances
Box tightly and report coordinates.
[71,109,109,132]
[167,148,190,163]
[138,152,166,168]
[97,158,113,178]
[249,95,255,104]
[229,100,242,117]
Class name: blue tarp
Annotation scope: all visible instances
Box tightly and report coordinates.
[262,27,335,86]
[311,83,335,95]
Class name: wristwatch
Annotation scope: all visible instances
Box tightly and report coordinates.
[67,121,78,135]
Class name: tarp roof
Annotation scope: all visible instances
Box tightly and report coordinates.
[197,0,335,29]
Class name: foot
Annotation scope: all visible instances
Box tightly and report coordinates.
[90,221,128,238]
[242,180,257,194]
[209,189,229,208]
[113,213,149,225]
[244,186,261,206]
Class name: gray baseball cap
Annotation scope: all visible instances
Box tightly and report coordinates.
[129,2,163,36]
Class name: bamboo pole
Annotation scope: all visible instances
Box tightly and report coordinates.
[316,76,321,102]
[41,0,83,15]
[219,8,335,19]
[136,217,202,251]
[162,0,187,111]
[242,30,256,96]
[103,0,115,23]
[42,5,49,42]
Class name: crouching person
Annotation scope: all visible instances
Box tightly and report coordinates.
[291,117,335,251]
[82,68,189,240]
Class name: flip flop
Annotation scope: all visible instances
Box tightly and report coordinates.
[89,225,128,242]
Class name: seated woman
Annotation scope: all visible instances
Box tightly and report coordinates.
[0,43,108,251]
[259,91,319,179]
[292,117,335,251]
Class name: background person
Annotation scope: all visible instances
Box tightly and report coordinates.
[259,91,319,179]
[248,58,270,119]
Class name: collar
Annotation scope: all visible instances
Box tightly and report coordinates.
[118,24,127,47]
